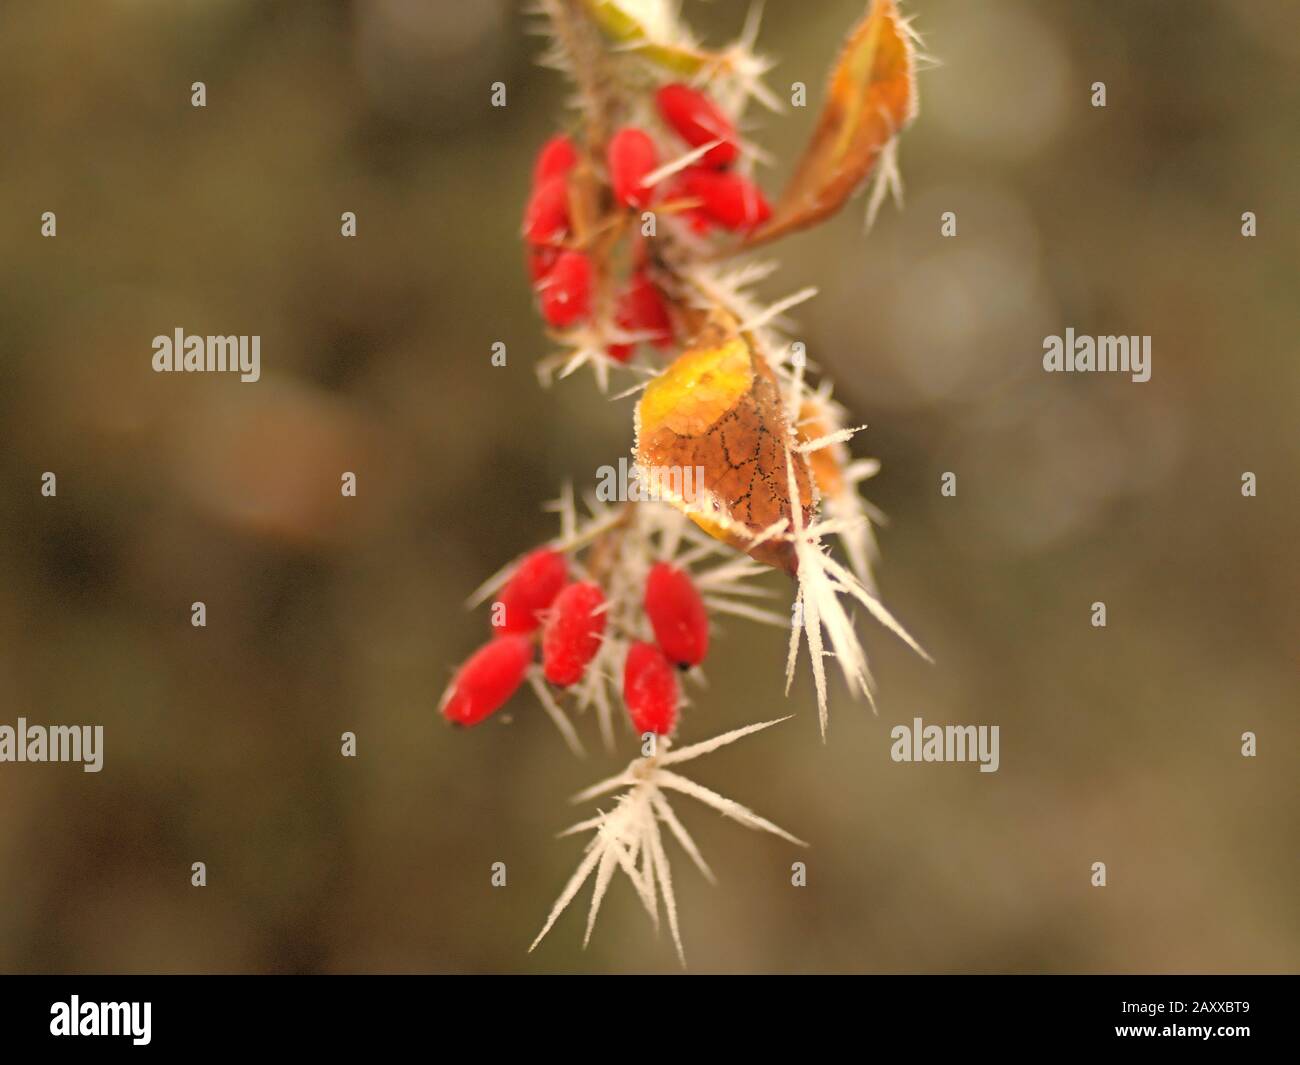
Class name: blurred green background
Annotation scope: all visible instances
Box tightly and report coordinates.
[0,0,1296,973]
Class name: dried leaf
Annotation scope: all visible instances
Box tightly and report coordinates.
[745,0,916,246]
[635,309,813,573]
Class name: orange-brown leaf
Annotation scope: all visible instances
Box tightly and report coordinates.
[635,310,814,574]
[746,0,916,246]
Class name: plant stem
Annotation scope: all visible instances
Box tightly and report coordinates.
[541,0,620,154]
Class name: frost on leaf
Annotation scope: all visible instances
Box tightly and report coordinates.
[796,381,884,590]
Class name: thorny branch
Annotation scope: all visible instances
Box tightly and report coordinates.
[444,0,929,965]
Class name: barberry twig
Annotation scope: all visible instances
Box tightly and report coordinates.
[444,0,929,966]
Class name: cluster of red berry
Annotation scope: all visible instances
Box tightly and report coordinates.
[440,546,710,740]
[522,82,772,358]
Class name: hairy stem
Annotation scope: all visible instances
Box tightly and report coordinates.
[541,0,620,153]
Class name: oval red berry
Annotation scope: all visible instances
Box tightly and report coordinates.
[542,581,607,687]
[536,250,592,328]
[495,547,569,635]
[615,272,673,349]
[644,561,709,667]
[533,134,578,188]
[608,127,659,209]
[441,635,533,727]
[655,83,739,168]
[522,174,570,244]
[623,641,679,736]
[527,244,560,283]
[678,168,771,231]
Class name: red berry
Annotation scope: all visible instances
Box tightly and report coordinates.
[678,168,771,231]
[536,250,592,328]
[607,127,659,209]
[542,581,607,687]
[495,548,569,635]
[618,272,673,347]
[441,635,533,727]
[527,244,560,282]
[644,561,709,667]
[608,272,673,361]
[623,641,679,736]
[686,209,714,236]
[522,174,570,244]
[656,83,740,168]
[668,172,720,235]
[533,134,578,187]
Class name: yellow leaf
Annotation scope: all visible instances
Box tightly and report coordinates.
[635,310,814,574]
